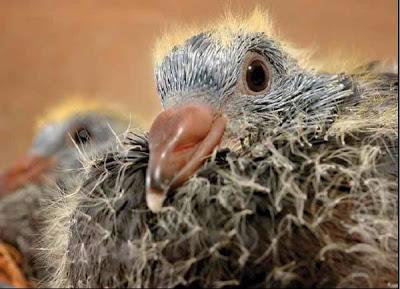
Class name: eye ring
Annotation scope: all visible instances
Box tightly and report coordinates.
[240,52,271,95]
[69,126,92,145]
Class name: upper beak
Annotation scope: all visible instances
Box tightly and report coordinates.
[0,154,55,196]
[146,103,227,212]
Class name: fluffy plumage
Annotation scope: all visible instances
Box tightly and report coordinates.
[0,185,43,282]
[0,100,134,283]
[35,97,125,131]
[42,78,397,288]
[40,11,398,288]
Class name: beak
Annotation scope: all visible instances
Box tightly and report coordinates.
[0,154,55,196]
[146,103,227,212]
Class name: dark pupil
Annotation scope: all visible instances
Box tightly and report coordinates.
[73,128,91,144]
[246,60,267,92]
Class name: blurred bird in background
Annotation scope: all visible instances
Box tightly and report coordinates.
[0,98,133,287]
[41,10,398,288]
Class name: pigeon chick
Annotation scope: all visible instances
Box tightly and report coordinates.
[44,10,397,288]
[0,98,131,195]
[0,98,133,286]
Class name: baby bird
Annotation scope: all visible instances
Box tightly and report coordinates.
[0,98,132,286]
[43,10,397,288]
[0,98,130,195]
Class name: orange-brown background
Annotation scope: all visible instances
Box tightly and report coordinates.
[0,0,397,169]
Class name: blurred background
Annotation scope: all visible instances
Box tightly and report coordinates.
[0,0,397,170]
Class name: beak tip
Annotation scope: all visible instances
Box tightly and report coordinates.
[146,190,166,213]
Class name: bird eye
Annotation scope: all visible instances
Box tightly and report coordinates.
[72,127,92,144]
[241,53,270,95]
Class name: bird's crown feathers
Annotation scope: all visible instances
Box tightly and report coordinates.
[153,8,282,67]
[36,96,125,130]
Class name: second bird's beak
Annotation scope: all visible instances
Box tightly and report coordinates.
[146,103,227,212]
[0,154,55,196]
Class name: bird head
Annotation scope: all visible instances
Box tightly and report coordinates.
[146,9,357,211]
[0,98,129,195]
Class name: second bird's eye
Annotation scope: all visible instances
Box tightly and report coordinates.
[72,127,92,144]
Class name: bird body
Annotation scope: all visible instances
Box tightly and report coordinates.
[45,91,397,288]
[41,10,398,288]
[0,98,134,285]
